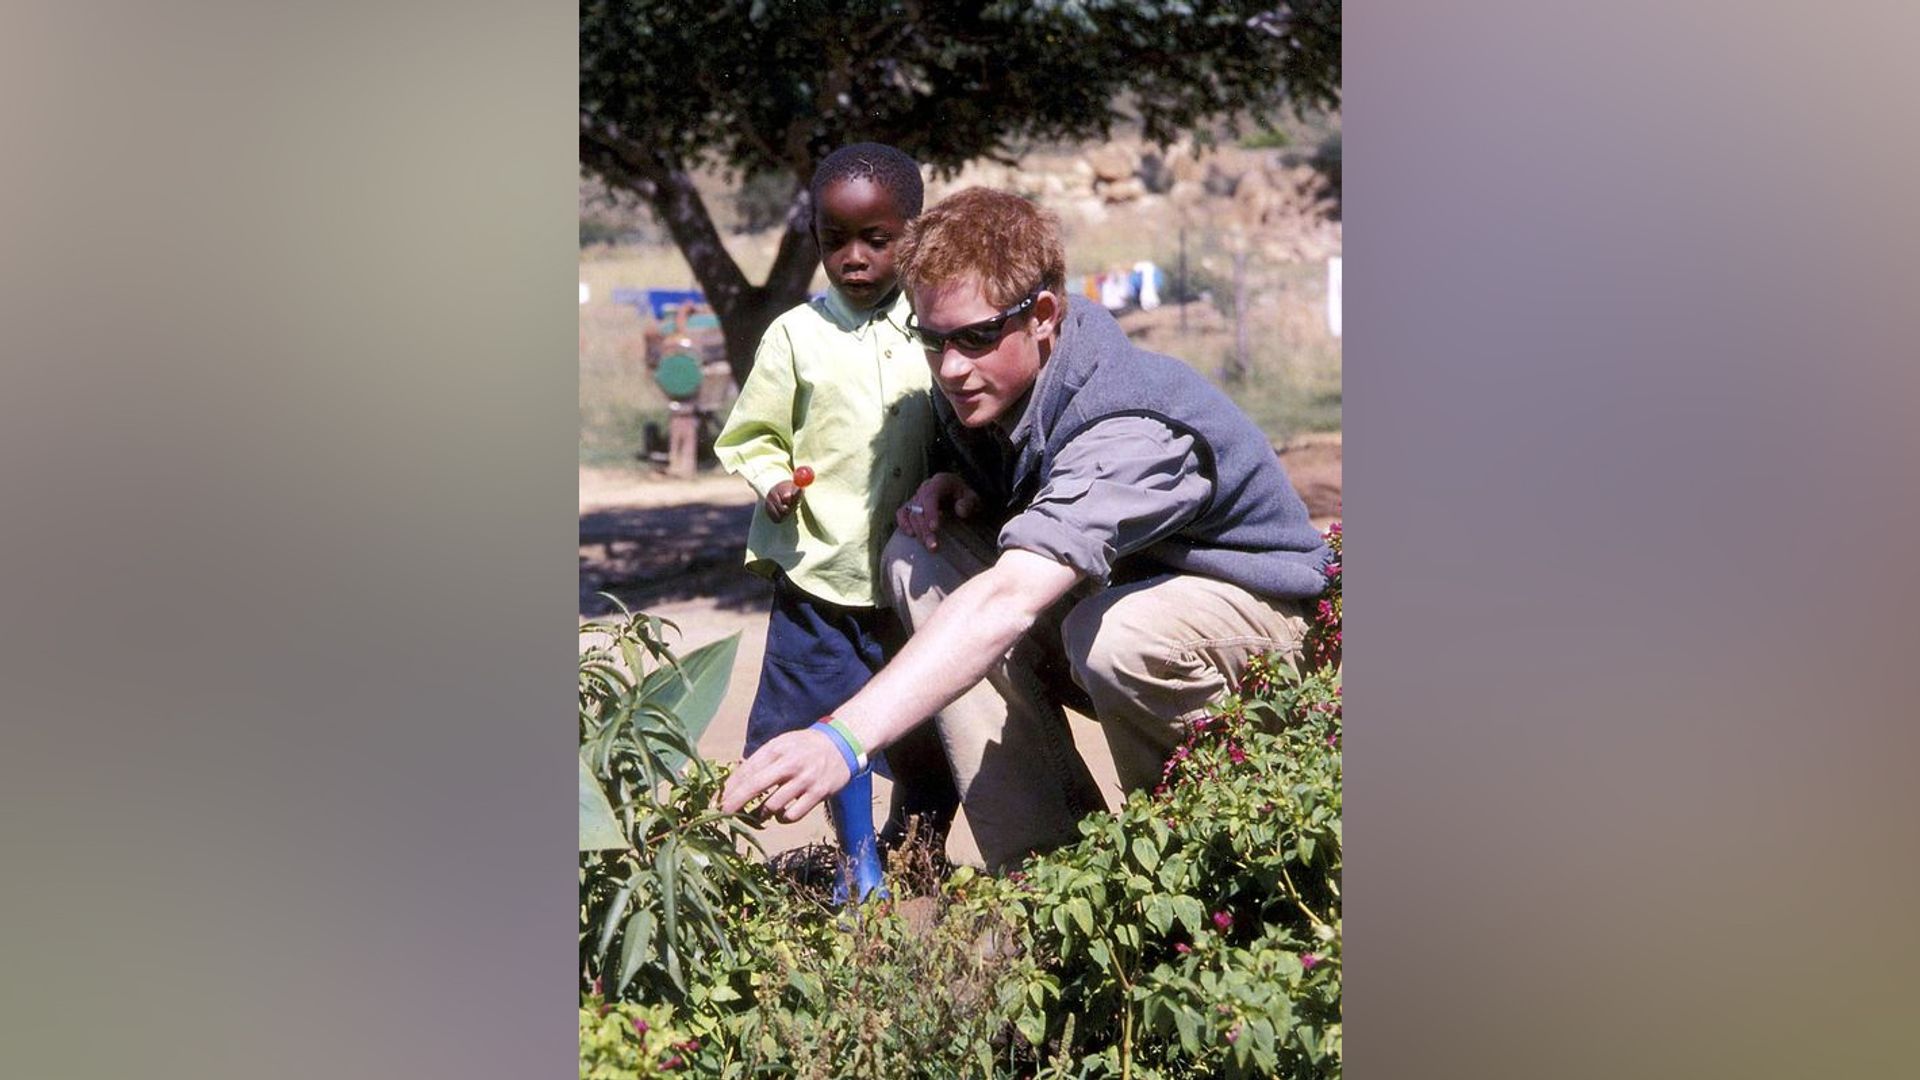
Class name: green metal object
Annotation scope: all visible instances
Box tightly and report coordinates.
[653,350,703,400]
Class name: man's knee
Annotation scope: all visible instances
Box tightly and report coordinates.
[879,526,922,612]
[1063,592,1150,698]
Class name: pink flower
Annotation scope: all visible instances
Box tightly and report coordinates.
[1227,744,1247,765]
[1212,910,1233,931]
[632,1018,649,1035]
[1301,953,1319,970]
[661,1055,683,1070]
[1175,942,1192,954]
[1225,1025,1241,1044]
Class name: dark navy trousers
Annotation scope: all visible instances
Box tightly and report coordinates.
[745,572,957,842]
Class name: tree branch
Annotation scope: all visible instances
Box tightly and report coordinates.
[581,127,750,311]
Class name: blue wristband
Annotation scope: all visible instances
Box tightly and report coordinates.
[811,720,867,778]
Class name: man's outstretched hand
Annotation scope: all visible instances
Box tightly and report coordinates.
[720,727,851,823]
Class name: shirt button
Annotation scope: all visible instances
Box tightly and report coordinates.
[888,404,900,415]
[884,349,893,358]
[891,467,902,478]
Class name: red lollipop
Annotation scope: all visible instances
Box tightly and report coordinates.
[792,465,815,488]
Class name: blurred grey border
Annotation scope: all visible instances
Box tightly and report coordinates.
[3,3,1917,1079]
[0,4,577,1078]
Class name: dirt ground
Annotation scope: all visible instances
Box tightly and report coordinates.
[579,435,1341,866]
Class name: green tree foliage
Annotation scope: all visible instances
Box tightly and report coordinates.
[580,0,1341,382]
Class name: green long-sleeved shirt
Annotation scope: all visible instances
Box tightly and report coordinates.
[713,287,935,608]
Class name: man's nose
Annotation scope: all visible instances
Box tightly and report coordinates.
[935,347,972,382]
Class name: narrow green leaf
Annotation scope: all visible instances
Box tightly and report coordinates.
[578,755,629,851]
[595,880,633,962]
[650,633,740,762]
[659,838,683,991]
[615,907,655,994]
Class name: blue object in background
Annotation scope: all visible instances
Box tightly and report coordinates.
[609,287,706,321]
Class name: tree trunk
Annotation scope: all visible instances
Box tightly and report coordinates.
[579,131,819,385]
[717,192,819,386]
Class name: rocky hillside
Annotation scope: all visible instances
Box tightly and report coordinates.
[927,136,1342,265]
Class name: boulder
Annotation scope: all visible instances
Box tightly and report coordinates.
[1087,143,1138,182]
[1168,179,1207,207]
[1167,141,1205,183]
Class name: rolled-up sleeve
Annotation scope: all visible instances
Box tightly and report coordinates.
[998,416,1211,583]
[712,325,798,498]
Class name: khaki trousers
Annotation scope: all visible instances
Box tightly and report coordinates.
[881,521,1310,872]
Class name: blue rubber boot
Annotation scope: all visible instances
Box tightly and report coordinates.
[829,770,888,905]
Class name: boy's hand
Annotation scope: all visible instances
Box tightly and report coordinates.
[895,472,981,551]
[765,480,803,522]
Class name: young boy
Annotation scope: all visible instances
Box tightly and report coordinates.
[713,143,956,900]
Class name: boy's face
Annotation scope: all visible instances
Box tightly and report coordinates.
[910,275,1058,430]
[813,177,906,311]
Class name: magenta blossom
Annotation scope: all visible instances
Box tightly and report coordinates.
[1301,953,1319,970]
[632,1018,649,1035]
[1212,910,1233,931]
[1227,743,1248,765]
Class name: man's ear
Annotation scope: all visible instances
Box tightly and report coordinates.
[1030,290,1063,342]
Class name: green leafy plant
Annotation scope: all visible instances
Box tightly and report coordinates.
[953,654,1342,1080]
[579,601,768,1004]
[580,997,701,1078]
[576,522,1344,1078]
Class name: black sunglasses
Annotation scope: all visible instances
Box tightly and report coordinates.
[906,287,1042,353]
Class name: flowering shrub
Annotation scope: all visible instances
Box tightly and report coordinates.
[1305,519,1342,670]
[579,998,700,1078]
[954,652,1343,1079]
